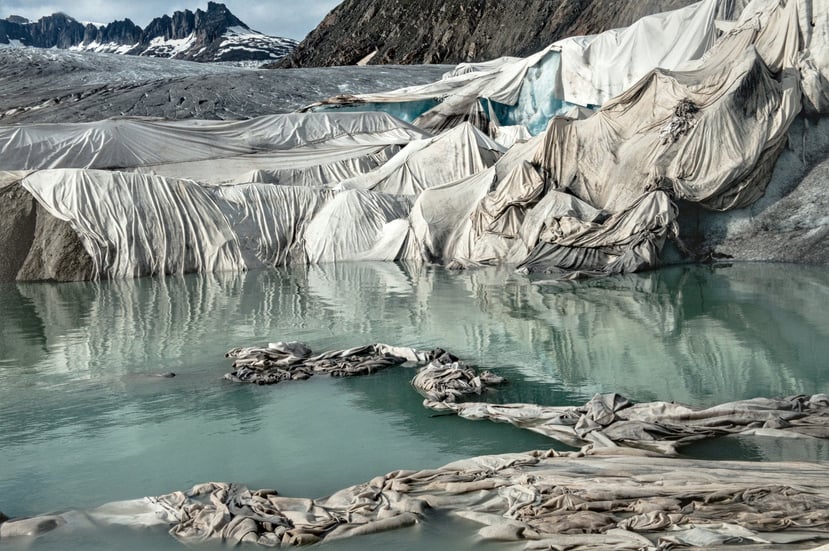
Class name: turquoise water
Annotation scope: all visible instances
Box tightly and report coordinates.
[0,262,827,550]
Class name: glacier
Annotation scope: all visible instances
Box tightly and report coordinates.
[0,0,827,281]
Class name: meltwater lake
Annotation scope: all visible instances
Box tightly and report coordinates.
[1,262,827,550]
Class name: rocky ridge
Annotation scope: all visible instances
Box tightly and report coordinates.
[0,2,296,62]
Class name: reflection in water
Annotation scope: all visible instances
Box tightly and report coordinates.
[0,263,827,550]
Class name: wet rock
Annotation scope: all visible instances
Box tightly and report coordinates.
[16,202,96,282]
[0,181,36,282]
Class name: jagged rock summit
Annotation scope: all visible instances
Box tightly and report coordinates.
[0,2,297,62]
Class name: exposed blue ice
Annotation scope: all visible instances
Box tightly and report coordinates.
[313,99,440,123]
[487,51,584,135]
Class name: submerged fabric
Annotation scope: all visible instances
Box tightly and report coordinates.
[5,450,829,549]
[149,452,829,549]
[430,393,829,455]
[223,341,504,403]
[4,342,829,548]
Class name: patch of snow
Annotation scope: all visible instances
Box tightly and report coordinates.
[141,33,197,58]
[0,39,25,49]
[226,26,253,36]
[220,45,266,53]
[213,29,296,61]
[71,41,138,55]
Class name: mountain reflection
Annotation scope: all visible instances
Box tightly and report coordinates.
[2,263,827,404]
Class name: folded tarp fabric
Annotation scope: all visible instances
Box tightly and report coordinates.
[5,0,828,280]
[427,392,829,455]
[5,452,829,549]
[334,123,505,195]
[303,190,414,264]
[134,145,399,186]
[305,0,722,133]
[0,112,431,171]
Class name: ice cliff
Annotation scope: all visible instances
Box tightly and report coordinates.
[0,0,826,281]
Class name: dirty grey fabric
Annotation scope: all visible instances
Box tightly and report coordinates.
[410,360,505,403]
[9,451,829,549]
[427,393,829,455]
[3,1,827,281]
[153,452,829,549]
[224,342,426,384]
[223,342,504,405]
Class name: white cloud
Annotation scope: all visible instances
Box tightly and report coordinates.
[1,0,340,40]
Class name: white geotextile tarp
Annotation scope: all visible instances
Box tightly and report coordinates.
[8,0,828,281]
[0,112,430,171]
[134,145,398,186]
[554,0,719,107]
[20,170,413,278]
[394,0,810,274]
[335,122,505,195]
[307,0,720,110]
[303,189,413,264]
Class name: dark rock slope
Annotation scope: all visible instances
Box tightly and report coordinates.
[0,2,296,62]
[280,0,700,67]
[0,181,95,282]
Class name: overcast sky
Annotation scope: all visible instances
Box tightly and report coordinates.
[0,0,341,40]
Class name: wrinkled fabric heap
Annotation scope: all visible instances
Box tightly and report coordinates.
[148,452,829,549]
[224,342,829,458]
[410,360,505,403]
[4,339,829,548]
[224,341,434,383]
[429,393,829,455]
[224,342,504,402]
[6,451,829,549]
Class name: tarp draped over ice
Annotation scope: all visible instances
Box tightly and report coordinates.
[0,113,431,171]
[305,0,723,136]
[15,117,512,278]
[334,123,506,195]
[395,0,813,275]
[134,145,400,187]
[13,124,498,278]
[4,0,829,280]
[21,170,329,278]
